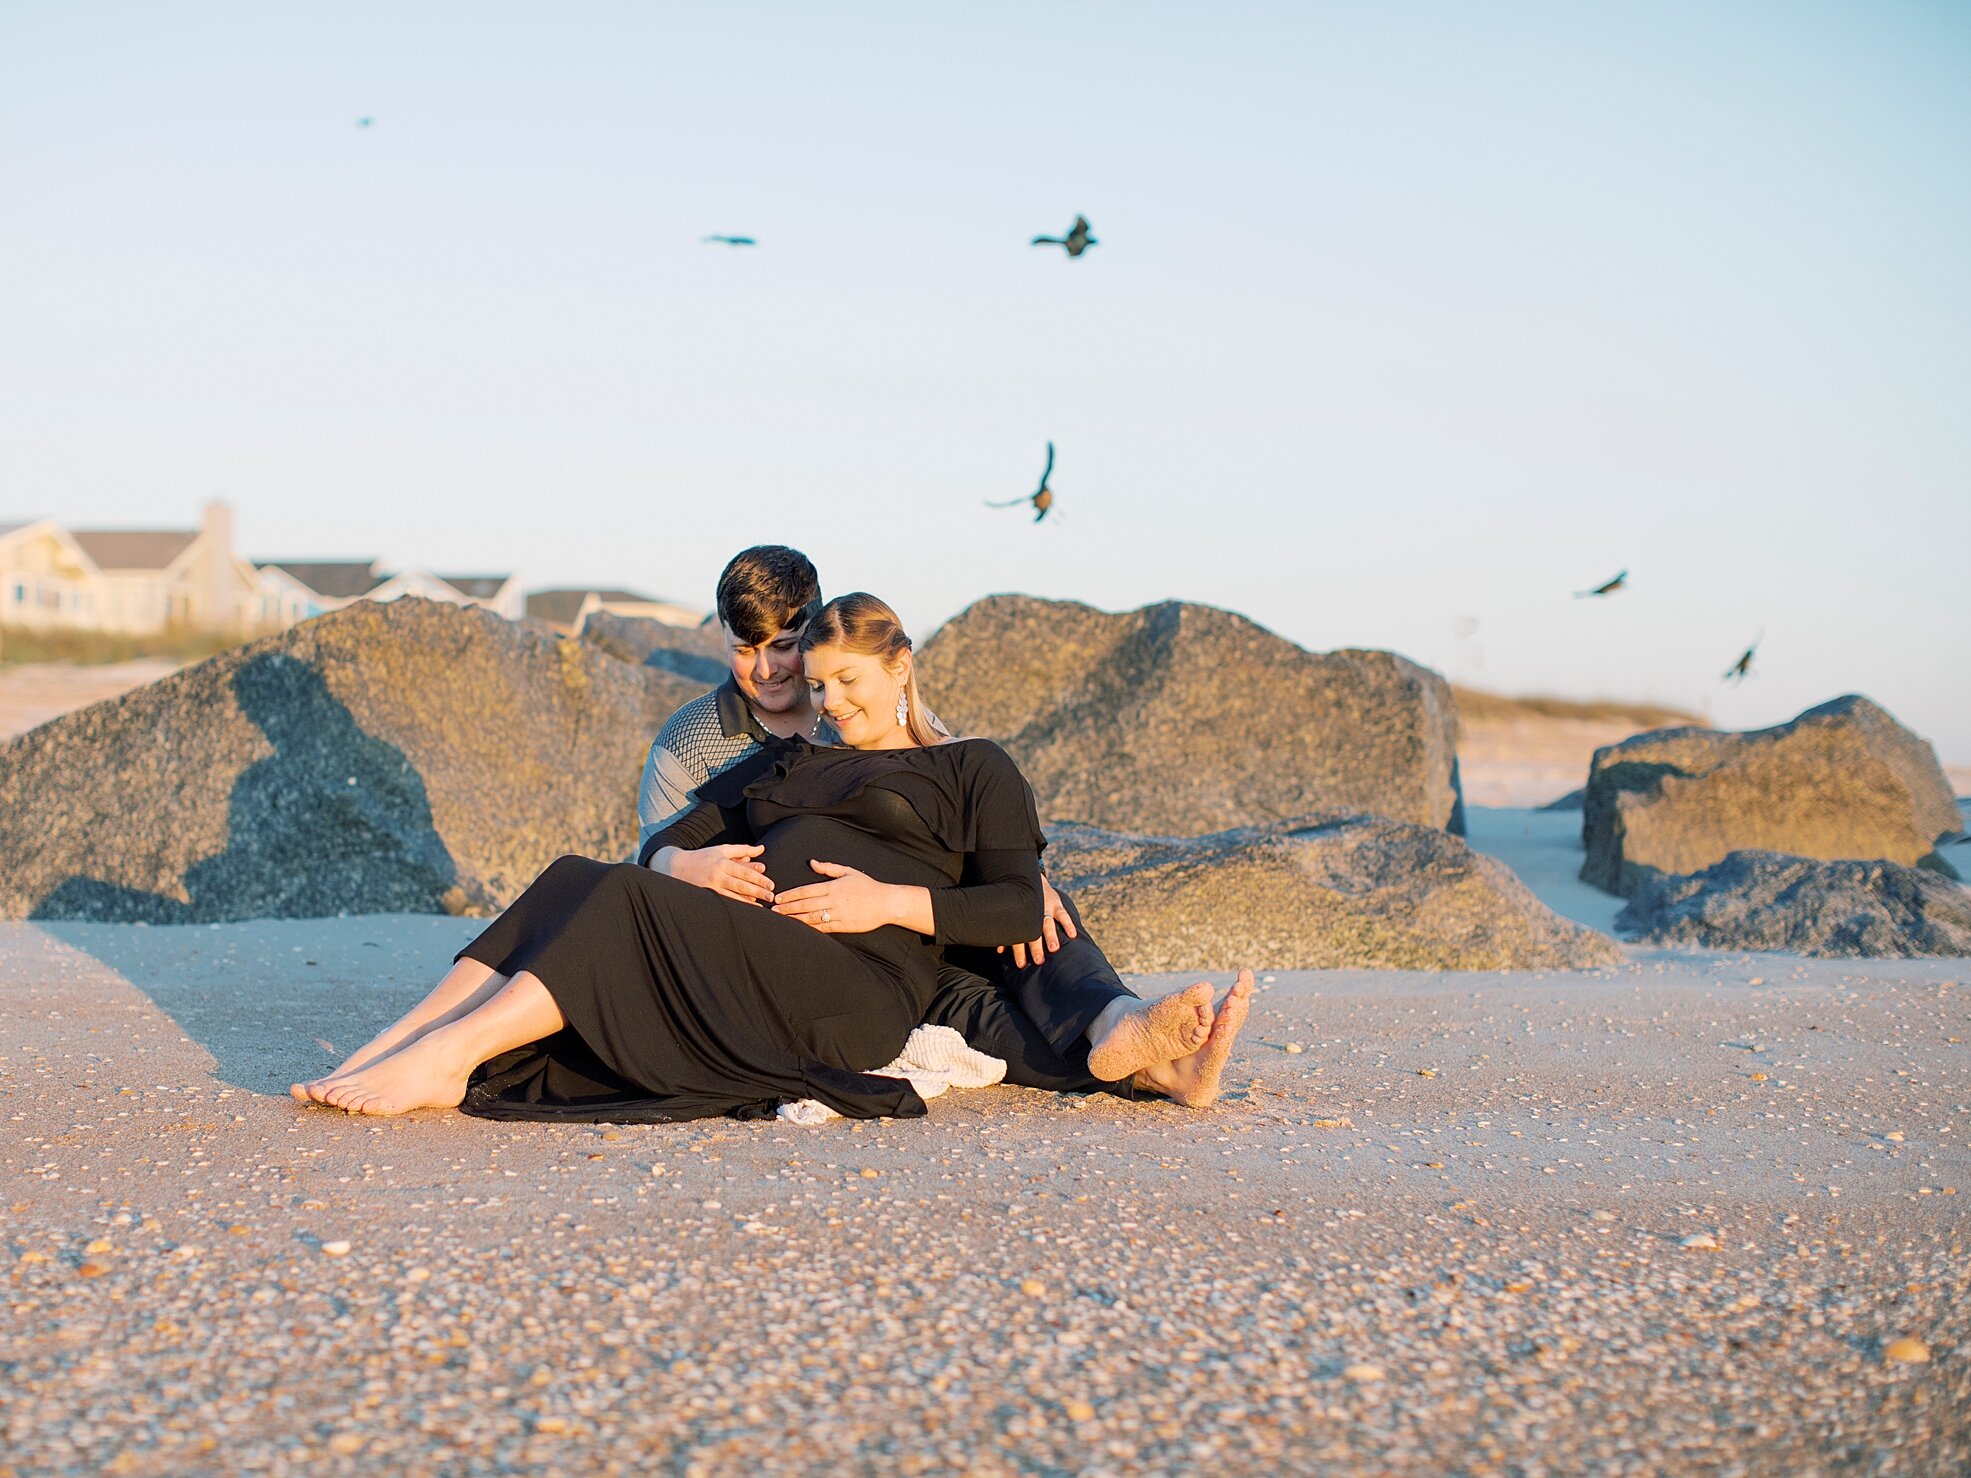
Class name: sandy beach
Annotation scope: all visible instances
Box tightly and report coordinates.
[0,661,179,746]
[4,807,1966,1474]
[1457,711,1681,810]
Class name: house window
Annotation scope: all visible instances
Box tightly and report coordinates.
[9,581,22,604]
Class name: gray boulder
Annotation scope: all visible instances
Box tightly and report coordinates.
[1581,696,1963,897]
[1045,814,1622,972]
[1616,850,1971,958]
[0,599,705,922]
[578,610,729,687]
[917,595,1464,836]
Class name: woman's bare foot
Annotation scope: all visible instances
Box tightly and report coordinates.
[312,1033,473,1118]
[304,971,564,1118]
[1133,969,1254,1107]
[292,1029,411,1103]
[291,962,506,1103]
[1086,982,1214,1083]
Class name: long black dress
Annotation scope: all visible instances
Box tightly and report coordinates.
[454,737,1046,1124]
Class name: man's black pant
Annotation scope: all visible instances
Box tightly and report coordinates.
[924,894,1139,1096]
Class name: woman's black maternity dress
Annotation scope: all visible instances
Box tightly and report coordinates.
[453,737,1045,1124]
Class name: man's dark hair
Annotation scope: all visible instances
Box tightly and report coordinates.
[715,546,823,645]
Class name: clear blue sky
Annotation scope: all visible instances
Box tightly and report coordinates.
[4,2,1968,760]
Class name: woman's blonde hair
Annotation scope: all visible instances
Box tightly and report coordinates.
[799,592,943,747]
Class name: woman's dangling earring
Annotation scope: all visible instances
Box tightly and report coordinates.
[896,687,910,728]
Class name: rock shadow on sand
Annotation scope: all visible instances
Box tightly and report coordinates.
[29,653,466,924]
[25,655,478,1094]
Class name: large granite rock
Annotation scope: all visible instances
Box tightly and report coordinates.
[0,600,705,922]
[917,595,1464,836]
[1044,814,1622,972]
[1616,850,1971,958]
[1581,696,1963,897]
[578,610,729,687]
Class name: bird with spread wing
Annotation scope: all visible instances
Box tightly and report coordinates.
[986,443,1058,522]
[1575,569,1628,598]
[1031,216,1097,258]
[1723,635,1762,682]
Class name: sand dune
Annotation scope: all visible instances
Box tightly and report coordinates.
[1453,690,1696,808]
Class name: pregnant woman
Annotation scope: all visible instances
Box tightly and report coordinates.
[294,593,1251,1122]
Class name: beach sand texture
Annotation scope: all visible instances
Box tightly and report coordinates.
[0,660,178,745]
[4,812,1967,1474]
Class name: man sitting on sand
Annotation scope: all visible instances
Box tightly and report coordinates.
[636,545,1249,1104]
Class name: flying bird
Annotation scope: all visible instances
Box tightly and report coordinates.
[1031,215,1097,258]
[1575,569,1628,598]
[1723,635,1761,682]
[702,235,756,247]
[356,117,373,128]
[986,442,1057,522]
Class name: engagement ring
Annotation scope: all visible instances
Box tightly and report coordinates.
[820,910,831,923]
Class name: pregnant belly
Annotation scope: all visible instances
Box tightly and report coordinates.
[757,814,949,895]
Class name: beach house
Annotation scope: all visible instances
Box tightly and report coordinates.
[2,503,525,637]
[524,588,704,636]
[0,502,262,635]
[254,561,525,623]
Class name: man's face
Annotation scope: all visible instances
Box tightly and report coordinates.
[722,621,808,715]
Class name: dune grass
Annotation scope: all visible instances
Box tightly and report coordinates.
[0,624,251,667]
[1452,685,1703,729]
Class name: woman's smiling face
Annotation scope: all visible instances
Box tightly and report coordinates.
[803,642,910,750]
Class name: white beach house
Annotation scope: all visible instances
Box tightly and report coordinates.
[0,502,262,634]
[1,503,524,636]
[523,588,705,636]
[255,561,526,624]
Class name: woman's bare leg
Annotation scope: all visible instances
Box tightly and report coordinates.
[313,971,566,1118]
[292,958,509,1101]
[1132,969,1254,1108]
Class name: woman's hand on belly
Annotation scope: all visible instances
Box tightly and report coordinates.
[772,861,934,936]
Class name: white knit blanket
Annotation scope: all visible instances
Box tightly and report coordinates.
[777,1025,1007,1125]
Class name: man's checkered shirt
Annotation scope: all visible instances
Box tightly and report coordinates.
[635,679,774,857]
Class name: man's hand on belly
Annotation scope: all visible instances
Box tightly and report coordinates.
[647,844,774,905]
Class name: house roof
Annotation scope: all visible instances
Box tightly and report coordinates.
[258,560,386,599]
[524,587,666,625]
[0,521,31,540]
[71,529,198,570]
[435,574,513,600]
[524,590,589,626]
